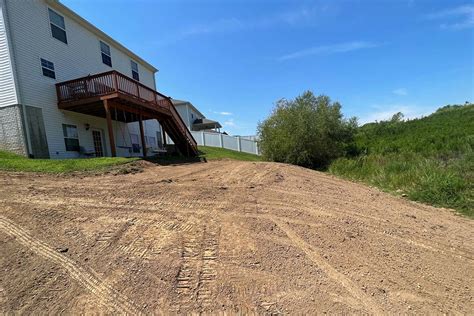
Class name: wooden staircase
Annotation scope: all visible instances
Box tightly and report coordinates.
[160,101,199,157]
[55,70,199,158]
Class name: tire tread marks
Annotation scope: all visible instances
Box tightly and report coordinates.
[0,216,141,315]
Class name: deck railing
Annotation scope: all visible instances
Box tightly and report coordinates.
[56,70,196,149]
[55,70,171,109]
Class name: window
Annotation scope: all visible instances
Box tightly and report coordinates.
[131,60,139,81]
[156,131,163,148]
[41,58,56,79]
[100,41,112,67]
[62,124,79,151]
[48,8,67,44]
[145,136,156,147]
[130,133,140,153]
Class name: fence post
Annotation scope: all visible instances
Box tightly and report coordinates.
[201,132,205,146]
[255,142,259,155]
[237,136,241,152]
[219,133,223,148]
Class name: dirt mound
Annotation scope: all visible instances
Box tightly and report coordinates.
[0,160,472,314]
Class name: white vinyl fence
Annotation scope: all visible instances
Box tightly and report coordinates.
[191,131,260,155]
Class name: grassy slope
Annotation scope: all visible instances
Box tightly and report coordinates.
[0,151,138,173]
[329,104,473,217]
[198,146,262,161]
[0,146,260,173]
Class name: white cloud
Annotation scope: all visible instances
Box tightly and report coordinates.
[359,104,435,125]
[392,88,408,96]
[181,18,244,36]
[277,41,380,61]
[425,5,474,30]
[179,6,323,37]
[212,111,233,116]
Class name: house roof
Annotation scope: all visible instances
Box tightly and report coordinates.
[171,99,205,118]
[193,118,222,129]
[48,0,158,73]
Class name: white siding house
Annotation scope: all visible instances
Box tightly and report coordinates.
[0,0,168,158]
[171,99,221,132]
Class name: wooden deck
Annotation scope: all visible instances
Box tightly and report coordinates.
[56,70,198,157]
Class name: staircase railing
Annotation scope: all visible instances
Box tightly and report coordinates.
[166,99,198,151]
[56,70,197,154]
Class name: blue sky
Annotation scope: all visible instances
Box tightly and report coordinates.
[63,0,474,135]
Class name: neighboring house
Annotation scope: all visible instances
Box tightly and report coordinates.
[0,0,196,158]
[171,99,222,132]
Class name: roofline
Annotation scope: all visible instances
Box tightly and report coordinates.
[172,99,205,118]
[47,0,158,73]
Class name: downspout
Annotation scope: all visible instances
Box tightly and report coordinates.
[3,0,32,157]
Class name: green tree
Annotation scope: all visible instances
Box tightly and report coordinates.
[258,91,357,169]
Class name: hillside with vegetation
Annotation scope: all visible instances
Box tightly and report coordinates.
[329,104,473,217]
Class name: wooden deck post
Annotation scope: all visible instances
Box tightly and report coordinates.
[104,100,117,157]
[139,115,147,158]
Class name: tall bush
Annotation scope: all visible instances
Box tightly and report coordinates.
[257,91,357,169]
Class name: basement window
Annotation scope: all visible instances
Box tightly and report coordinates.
[62,124,79,151]
[41,58,56,79]
[48,8,68,44]
[100,41,112,67]
[130,133,140,153]
[131,60,139,81]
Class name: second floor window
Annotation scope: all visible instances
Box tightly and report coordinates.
[41,58,55,79]
[131,60,139,81]
[100,41,112,67]
[48,8,67,44]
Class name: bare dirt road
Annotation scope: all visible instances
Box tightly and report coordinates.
[0,160,472,314]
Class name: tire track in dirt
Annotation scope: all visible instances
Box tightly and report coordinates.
[267,186,466,233]
[174,217,221,312]
[157,162,224,181]
[224,211,325,229]
[196,225,220,309]
[0,198,229,217]
[0,216,141,315]
[257,196,474,260]
[272,218,384,315]
[175,228,200,309]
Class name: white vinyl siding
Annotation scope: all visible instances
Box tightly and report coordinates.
[0,1,18,107]
[174,103,205,129]
[3,0,157,158]
[127,119,161,152]
[145,136,156,147]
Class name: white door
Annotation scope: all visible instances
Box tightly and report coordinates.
[92,129,104,157]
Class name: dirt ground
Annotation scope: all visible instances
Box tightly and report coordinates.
[0,160,472,314]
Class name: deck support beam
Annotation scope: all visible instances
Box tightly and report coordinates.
[104,100,117,157]
[139,115,147,158]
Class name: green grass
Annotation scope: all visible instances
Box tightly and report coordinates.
[329,104,474,218]
[198,146,262,161]
[0,151,138,173]
[0,146,260,173]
